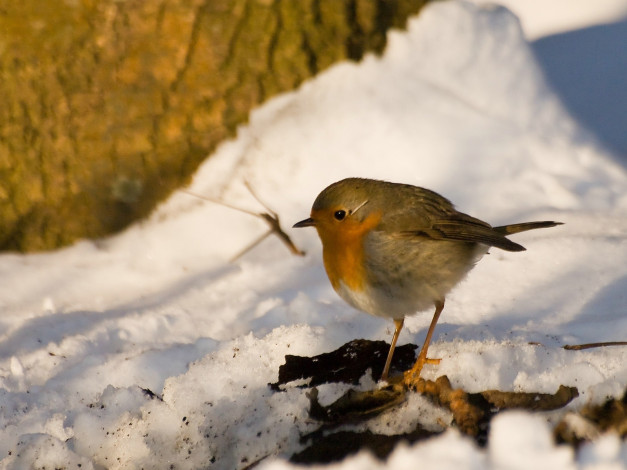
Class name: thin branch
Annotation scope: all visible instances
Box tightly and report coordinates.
[181,183,305,259]
[180,189,259,217]
[230,230,273,262]
[258,212,306,257]
[241,180,306,257]
[244,179,278,219]
[563,341,627,351]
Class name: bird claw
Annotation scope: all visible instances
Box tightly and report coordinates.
[403,355,441,388]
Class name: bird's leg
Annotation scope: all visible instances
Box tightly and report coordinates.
[404,300,444,387]
[381,318,404,381]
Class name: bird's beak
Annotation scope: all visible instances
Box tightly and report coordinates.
[293,217,315,228]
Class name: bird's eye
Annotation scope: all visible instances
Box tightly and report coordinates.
[334,210,346,221]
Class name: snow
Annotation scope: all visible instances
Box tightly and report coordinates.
[470,0,627,158]
[1,1,627,468]
[469,0,627,40]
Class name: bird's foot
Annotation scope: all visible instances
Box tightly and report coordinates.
[403,355,441,388]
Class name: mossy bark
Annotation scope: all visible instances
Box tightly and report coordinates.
[0,0,428,252]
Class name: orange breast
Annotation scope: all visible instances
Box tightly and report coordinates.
[316,211,382,293]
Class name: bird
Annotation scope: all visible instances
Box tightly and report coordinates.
[293,177,561,387]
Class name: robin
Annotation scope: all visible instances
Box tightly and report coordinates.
[294,178,561,387]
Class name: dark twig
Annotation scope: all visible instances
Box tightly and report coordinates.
[243,180,306,257]
[181,183,305,260]
[563,341,627,351]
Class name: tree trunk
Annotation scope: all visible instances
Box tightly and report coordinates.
[0,0,427,252]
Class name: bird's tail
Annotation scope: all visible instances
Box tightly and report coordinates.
[489,221,562,252]
[494,221,562,235]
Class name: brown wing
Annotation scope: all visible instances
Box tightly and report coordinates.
[371,182,559,252]
[398,219,526,252]
[382,186,526,251]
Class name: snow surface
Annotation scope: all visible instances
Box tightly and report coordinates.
[471,0,627,158]
[469,0,627,40]
[1,1,627,469]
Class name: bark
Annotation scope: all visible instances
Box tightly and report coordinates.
[0,0,427,251]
